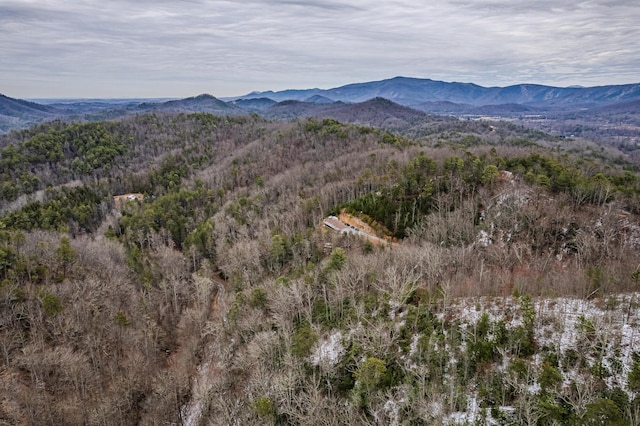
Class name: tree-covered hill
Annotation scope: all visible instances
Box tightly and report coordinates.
[0,113,639,424]
[0,94,65,133]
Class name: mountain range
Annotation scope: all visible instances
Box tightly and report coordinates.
[229,76,640,109]
[2,76,640,133]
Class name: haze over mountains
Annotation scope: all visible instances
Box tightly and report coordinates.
[0,94,65,132]
[231,76,640,108]
[2,76,640,133]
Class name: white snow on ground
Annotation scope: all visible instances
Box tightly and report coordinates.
[446,295,640,365]
[542,295,640,392]
[311,330,344,367]
[477,230,492,247]
[181,357,219,426]
[433,294,640,424]
[534,294,640,389]
[302,294,640,425]
[537,298,606,352]
[375,387,409,426]
[440,297,520,327]
[383,399,400,426]
[409,333,420,357]
[494,186,530,208]
[447,394,481,425]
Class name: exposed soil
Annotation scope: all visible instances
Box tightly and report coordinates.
[338,209,397,245]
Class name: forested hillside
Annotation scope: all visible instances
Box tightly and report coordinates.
[1,113,640,424]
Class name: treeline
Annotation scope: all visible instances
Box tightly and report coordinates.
[337,150,640,239]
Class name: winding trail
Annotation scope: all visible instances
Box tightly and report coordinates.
[181,273,228,426]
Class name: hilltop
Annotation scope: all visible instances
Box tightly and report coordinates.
[0,93,64,132]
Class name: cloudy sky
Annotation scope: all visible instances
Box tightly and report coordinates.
[1,0,639,98]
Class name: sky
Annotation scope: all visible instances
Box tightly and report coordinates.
[1,0,639,99]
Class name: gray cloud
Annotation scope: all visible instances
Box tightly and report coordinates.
[1,0,638,98]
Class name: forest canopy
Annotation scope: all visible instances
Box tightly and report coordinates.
[1,112,639,424]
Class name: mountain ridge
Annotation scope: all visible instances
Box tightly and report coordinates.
[3,76,640,133]
[228,76,640,108]
[0,93,67,132]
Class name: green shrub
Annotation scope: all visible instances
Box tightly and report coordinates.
[114,311,131,327]
[327,247,346,271]
[39,291,63,317]
[628,352,640,392]
[538,362,563,392]
[254,396,276,420]
[291,321,317,358]
[581,398,625,426]
[354,357,387,392]
[249,288,268,309]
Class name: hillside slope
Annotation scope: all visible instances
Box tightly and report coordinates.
[0,94,65,132]
[0,113,639,424]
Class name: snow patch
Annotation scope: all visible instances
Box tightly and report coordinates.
[383,400,400,426]
[311,330,344,367]
[477,230,492,247]
[447,394,481,425]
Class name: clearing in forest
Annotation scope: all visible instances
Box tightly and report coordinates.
[323,209,396,246]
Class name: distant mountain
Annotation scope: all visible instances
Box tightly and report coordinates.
[229,97,277,112]
[0,94,62,117]
[260,97,457,137]
[263,100,330,120]
[472,103,544,115]
[588,98,640,114]
[0,94,66,132]
[47,100,156,115]
[304,95,335,104]
[4,76,640,135]
[239,88,324,102]
[410,100,467,114]
[309,97,435,126]
[413,101,544,116]
[231,76,640,110]
[147,94,242,114]
[0,93,244,133]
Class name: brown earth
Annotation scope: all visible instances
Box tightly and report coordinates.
[337,209,398,245]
